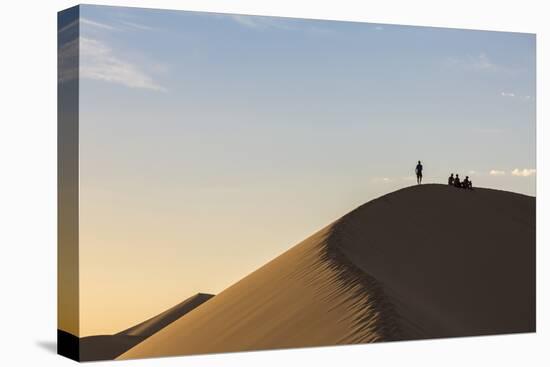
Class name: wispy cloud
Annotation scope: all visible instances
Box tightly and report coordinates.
[374,25,384,31]
[119,20,156,31]
[470,53,497,71]
[500,92,534,100]
[489,169,506,176]
[446,53,513,73]
[220,14,339,36]
[511,168,536,177]
[229,15,262,29]
[58,38,78,84]
[58,19,78,35]
[80,37,166,92]
[80,17,158,33]
[226,14,294,31]
[81,18,117,31]
[501,92,515,97]
[371,177,392,183]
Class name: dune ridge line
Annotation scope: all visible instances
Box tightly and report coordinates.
[118,184,535,359]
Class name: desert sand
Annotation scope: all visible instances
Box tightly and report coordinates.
[119,184,535,359]
[78,293,213,361]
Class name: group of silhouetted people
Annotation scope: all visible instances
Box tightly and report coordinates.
[414,161,473,190]
[448,173,473,190]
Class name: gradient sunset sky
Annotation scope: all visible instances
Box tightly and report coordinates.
[75,5,535,336]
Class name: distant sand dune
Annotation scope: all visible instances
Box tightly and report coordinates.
[119,184,535,360]
[78,293,214,361]
[118,293,214,337]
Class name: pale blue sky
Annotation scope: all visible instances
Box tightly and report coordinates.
[79,5,535,194]
[75,5,536,335]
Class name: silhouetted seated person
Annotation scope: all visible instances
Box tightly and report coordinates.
[454,174,462,188]
[448,173,454,185]
[462,176,473,190]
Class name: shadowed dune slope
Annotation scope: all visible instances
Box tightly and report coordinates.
[118,293,214,337]
[119,184,535,360]
[79,293,214,361]
[79,335,146,362]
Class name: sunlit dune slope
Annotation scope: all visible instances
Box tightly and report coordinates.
[119,184,535,359]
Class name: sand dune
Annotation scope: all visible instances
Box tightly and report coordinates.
[118,293,214,337]
[119,184,535,359]
[78,334,146,362]
[78,293,214,361]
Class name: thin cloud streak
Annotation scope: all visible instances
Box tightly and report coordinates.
[229,14,262,29]
[227,14,294,31]
[511,168,536,177]
[58,19,78,34]
[225,14,338,37]
[81,18,117,31]
[119,20,156,31]
[445,53,516,74]
[470,53,496,71]
[81,17,159,32]
[80,37,166,92]
[58,38,78,84]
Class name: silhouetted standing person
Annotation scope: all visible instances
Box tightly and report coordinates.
[448,173,454,185]
[415,160,423,184]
